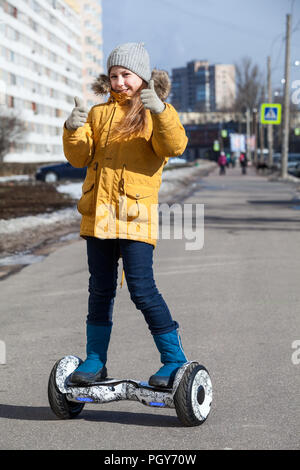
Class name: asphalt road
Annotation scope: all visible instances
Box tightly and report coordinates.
[0,165,299,450]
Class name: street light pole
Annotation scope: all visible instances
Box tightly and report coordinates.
[267,56,274,167]
[253,108,258,165]
[259,121,265,164]
[246,107,251,162]
[281,14,291,178]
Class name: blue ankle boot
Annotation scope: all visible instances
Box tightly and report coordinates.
[149,329,187,388]
[68,323,112,386]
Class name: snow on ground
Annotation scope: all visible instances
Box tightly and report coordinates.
[3,153,66,163]
[0,207,80,235]
[56,182,82,200]
[0,175,30,183]
[159,164,209,195]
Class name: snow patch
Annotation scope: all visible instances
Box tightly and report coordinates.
[57,183,82,200]
[0,207,80,235]
[0,175,30,183]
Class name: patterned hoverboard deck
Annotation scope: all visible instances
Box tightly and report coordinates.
[54,356,212,415]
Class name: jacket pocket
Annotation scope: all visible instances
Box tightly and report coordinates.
[77,163,98,216]
[123,183,154,220]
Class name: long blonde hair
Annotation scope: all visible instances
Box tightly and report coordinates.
[112,83,148,139]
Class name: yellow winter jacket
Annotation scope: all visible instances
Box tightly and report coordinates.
[62,90,188,247]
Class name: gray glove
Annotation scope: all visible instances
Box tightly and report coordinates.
[140,80,165,114]
[65,96,89,130]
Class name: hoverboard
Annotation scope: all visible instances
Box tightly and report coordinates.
[48,355,212,426]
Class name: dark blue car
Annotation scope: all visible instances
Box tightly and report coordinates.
[35,162,87,183]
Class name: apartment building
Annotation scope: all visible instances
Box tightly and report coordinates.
[171,60,236,113]
[212,64,236,111]
[81,0,103,108]
[0,0,103,163]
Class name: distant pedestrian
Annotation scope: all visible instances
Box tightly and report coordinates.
[218,152,227,175]
[239,153,248,174]
[63,42,188,389]
[226,153,231,168]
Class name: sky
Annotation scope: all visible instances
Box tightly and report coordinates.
[102,0,300,94]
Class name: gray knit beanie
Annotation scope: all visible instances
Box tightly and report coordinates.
[107,42,151,83]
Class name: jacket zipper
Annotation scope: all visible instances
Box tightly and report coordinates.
[94,102,116,220]
[104,103,117,147]
[119,163,126,195]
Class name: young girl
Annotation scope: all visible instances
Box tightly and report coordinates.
[63,42,188,388]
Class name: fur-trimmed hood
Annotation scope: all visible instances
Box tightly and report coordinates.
[91,69,171,101]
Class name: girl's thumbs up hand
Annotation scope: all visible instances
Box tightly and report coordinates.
[140,80,165,114]
[65,96,89,130]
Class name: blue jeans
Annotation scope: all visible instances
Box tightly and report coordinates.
[86,237,178,335]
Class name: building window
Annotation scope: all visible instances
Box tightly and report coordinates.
[9,73,16,85]
[7,95,14,107]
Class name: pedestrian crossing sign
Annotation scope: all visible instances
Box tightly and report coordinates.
[260,103,282,125]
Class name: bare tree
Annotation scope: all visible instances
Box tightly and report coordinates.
[0,110,27,163]
[234,56,264,112]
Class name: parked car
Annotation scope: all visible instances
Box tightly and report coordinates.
[272,153,300,170]
[35,162,87,182]
[165,156,187,167]
[272,153,281,169]
[288,162,300,177]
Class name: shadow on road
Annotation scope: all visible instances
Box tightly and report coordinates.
[0,403,180,427]
[204,194,300,231]
[204,214,300,231]
[248,199,300,207]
